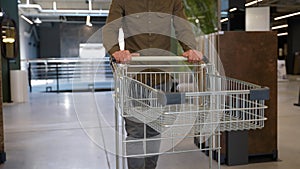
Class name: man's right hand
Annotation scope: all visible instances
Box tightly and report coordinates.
[112,50,132,63]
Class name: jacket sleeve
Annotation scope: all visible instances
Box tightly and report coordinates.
[172,0,197,52]
[102,0,124,55]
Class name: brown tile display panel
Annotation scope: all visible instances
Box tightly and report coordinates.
[219,31,278,156]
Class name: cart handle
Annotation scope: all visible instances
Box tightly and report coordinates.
[130,56,210,64]
[130,56,188,62]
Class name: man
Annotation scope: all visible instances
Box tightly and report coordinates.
[103,0,203,168]
[103,0,203,62]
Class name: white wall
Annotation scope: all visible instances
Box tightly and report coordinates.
[19,17,38,69]
[246,7,270,31]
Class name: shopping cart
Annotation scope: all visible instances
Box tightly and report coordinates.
[113,56,269,169]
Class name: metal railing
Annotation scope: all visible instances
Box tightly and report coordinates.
[22,58,114,92]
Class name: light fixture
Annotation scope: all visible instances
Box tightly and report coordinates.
[53,1,57,10]
[34,18,42,24]
[86,0,93,26]
[86,15,92,27]
[21,15,33,24]
[0,12,3,17]
[271,24,288,30]
[274,11,300,21]
[221,11,228,15]
[221,18,229,23]
[2,29,15,43]
[245,0,263,7]
[2,37,15,43]
[88,0,92,11]
[229,8,237,12]
[195,18,199,24]
[277,32,288,37]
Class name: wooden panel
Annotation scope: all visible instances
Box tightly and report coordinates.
[219,31,278,159]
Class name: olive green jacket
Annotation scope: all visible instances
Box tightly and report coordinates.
[103,0,197,56]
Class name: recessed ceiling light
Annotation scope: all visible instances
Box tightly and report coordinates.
[277,32,288,36]
[221,18,229,23]
[274,11,300,20]
[21,15,33,24]
[271,24,288,30]
[229,8,237,12]
[245,0,263,7]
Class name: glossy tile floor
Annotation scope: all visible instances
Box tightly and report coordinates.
[0,77,299,169]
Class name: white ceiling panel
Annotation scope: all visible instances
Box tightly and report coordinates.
[20,0,111,10]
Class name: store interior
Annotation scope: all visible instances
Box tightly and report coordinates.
[0,0,299,169]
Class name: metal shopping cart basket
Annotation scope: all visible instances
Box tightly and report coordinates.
[113,56,269,169]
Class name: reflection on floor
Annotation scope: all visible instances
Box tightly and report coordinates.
[0,78,299,169]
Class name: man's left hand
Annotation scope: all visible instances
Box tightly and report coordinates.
[182,50,203,63]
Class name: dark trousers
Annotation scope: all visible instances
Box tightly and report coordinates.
[125,118,160,169]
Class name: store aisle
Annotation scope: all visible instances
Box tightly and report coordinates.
[0,78,299,169]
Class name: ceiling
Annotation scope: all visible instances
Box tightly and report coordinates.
[18,0,111,24]
[18,0,300,27]
[258,0,300,13]
[245,0,300,33]
[19,0,111,10]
